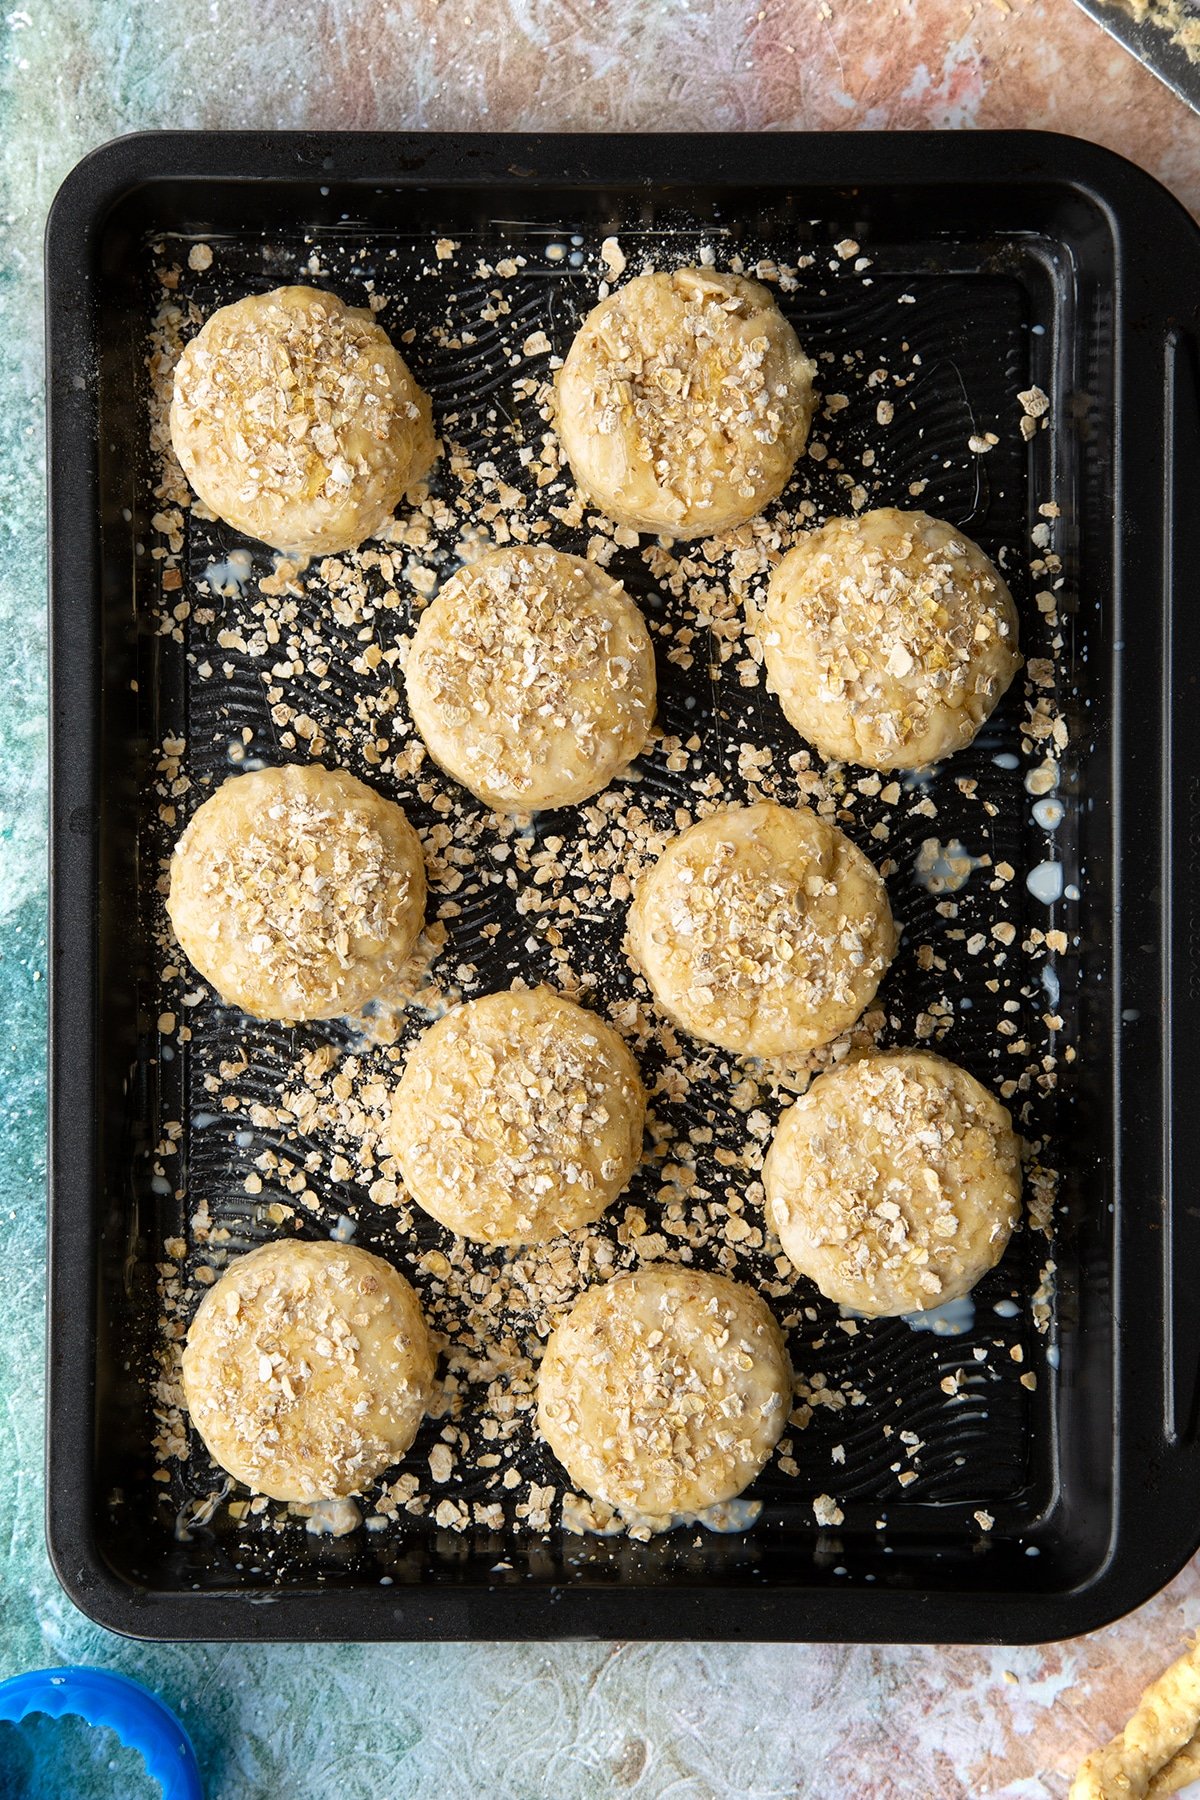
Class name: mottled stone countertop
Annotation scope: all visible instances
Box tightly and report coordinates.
[3,3,1200,1796]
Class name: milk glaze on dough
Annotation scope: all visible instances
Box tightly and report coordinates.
[555,268,816,539]
[763,1049,1022,1316]
[628,801,897,1059]
[170,285,437,555]
[181,1240,436,1503]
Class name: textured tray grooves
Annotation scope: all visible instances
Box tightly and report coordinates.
[121,218,1068,1590]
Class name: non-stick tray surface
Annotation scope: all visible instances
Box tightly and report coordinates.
[46,131,1200,1641]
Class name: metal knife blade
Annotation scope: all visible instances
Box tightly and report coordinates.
[1073,0,1200,114]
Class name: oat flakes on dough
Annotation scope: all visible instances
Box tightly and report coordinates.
[386,987,646,1245]
[537,1265,792,1522]
[555,268,816,539]
[181,1239,435,1503]
[404,545,655,812]
[627,801,896,1059]
[763,1049,1021,1316]
[166,763,426,1022]
[758,508,1021,771]
[170,285,436,555]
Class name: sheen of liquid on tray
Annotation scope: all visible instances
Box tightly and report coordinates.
[142,225,1067,1561]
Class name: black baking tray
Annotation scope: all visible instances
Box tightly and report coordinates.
[45,129,1200,1643]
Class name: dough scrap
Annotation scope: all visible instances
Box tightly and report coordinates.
[1071,1640,1200,1799]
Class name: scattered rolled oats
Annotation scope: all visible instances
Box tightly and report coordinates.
[144,220,1069,1562]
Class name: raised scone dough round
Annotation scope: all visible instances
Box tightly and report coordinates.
[537,1266,792,1523]
[555,268,816,539]
[170,285,437,555]
[628,802,896,1059]
[181,1239,436,1503]
[166,763,426,1022]
[759,508,1022,771]
[763,1049,1022,1316]
[386,987,646,1245]
[405,545,655,812]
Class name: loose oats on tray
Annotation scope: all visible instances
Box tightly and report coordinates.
[141,211,1069,1570]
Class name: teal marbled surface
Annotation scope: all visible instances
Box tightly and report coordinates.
[4,3,1200,1796]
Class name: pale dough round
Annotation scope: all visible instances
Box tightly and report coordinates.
[405,545,656,812]
[386,987,646,1245]
[762,1049,1022,1317]
[181,1239,436,1503]
[170,285,437,555]
[628,802,897,1059]
[759,508,1022,771]
[555,268,816,539]
[166,763,426,1022]
[537,1266,792,1523]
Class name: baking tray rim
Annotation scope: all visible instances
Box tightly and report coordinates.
[45,125,1200,1644]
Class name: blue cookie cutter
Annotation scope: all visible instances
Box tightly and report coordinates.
[0,1666,203,1798]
